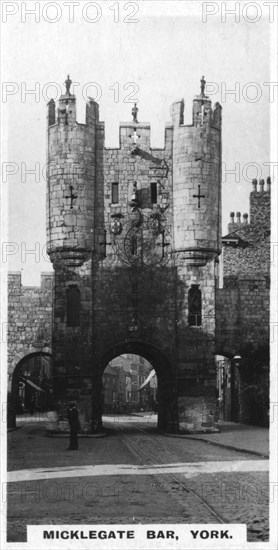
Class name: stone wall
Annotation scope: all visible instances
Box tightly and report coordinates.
[216,275,269,357]
[216,182,270,357]
[7,272,54,380]
[222,230,270,278]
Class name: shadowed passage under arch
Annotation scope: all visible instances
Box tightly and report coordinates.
[97,340,178,433]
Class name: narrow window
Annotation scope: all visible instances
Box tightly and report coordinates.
[188,285,202,327]
[67,285,80,327]
[150,181,157,204]
[112,182,119,204]
[130,234,137,256]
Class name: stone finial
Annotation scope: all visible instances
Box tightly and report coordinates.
[243,213,248,224]
[47,98,56,126]
[86,99,99,124]
[212,102,222,128]
[64,74,72,95]
[230,212,235,223]
[200,76,206,97]
[236,212,241,224]
[266,176,271,192]
[132,103,139,124]
[252,178,258,192]
[259,179,264,192]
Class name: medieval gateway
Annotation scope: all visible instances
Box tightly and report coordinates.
[7,77,270,432]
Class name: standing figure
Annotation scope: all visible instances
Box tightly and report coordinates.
[64,75,72,95]
[66,402,79,450]
[200,75,206,97]
[131,103,139,124]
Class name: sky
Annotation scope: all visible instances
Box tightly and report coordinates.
[2,0,273,285]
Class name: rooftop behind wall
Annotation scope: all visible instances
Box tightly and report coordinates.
[227,178,271,234]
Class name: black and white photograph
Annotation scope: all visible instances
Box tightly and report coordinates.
[1,1,277,548]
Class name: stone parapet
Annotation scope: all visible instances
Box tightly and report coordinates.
[7,272,54,374]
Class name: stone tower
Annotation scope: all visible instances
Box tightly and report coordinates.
[46,78,100,415]
[170,77,222,431]
[46,77,222,433]
[171,77,222,264]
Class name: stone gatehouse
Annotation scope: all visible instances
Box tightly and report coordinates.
[7,77,270,432]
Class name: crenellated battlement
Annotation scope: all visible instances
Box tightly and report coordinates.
[170,76,222,131]
[170,95,222,130]
[47,94,99,129]
[47,75,221,153]
[8,271,54,290]
[48,96,172,151]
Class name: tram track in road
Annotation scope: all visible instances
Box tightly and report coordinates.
[104,419,226,524]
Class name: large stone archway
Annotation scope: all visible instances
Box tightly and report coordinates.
[8,346,52,388]
[98,339,177,433]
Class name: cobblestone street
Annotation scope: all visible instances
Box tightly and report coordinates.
[6,416,269,543]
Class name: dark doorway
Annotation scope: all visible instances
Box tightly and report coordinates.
[10,353,53,426]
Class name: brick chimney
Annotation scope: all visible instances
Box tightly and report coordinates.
[250,177,270,227]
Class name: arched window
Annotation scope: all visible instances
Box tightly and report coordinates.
[67,285,80,327]
[188,285,202,327]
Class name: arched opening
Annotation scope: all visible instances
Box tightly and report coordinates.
[102,354,157,415]
[10,352,53,427]
[96,340,177,433]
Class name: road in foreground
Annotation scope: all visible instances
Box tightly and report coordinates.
[6,415,269,542]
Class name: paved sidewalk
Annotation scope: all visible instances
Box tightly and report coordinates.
[14,415,269,457]
[181,421,269,457]
[125,414,269,457]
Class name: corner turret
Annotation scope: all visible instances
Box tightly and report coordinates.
[172,77,222,266]
[46,77,98,267]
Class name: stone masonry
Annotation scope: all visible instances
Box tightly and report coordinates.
[43,78,223,433]
[216,178,270,425]
[7,77,270,432]
[7,272,53,383]
[216,178,270,357]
